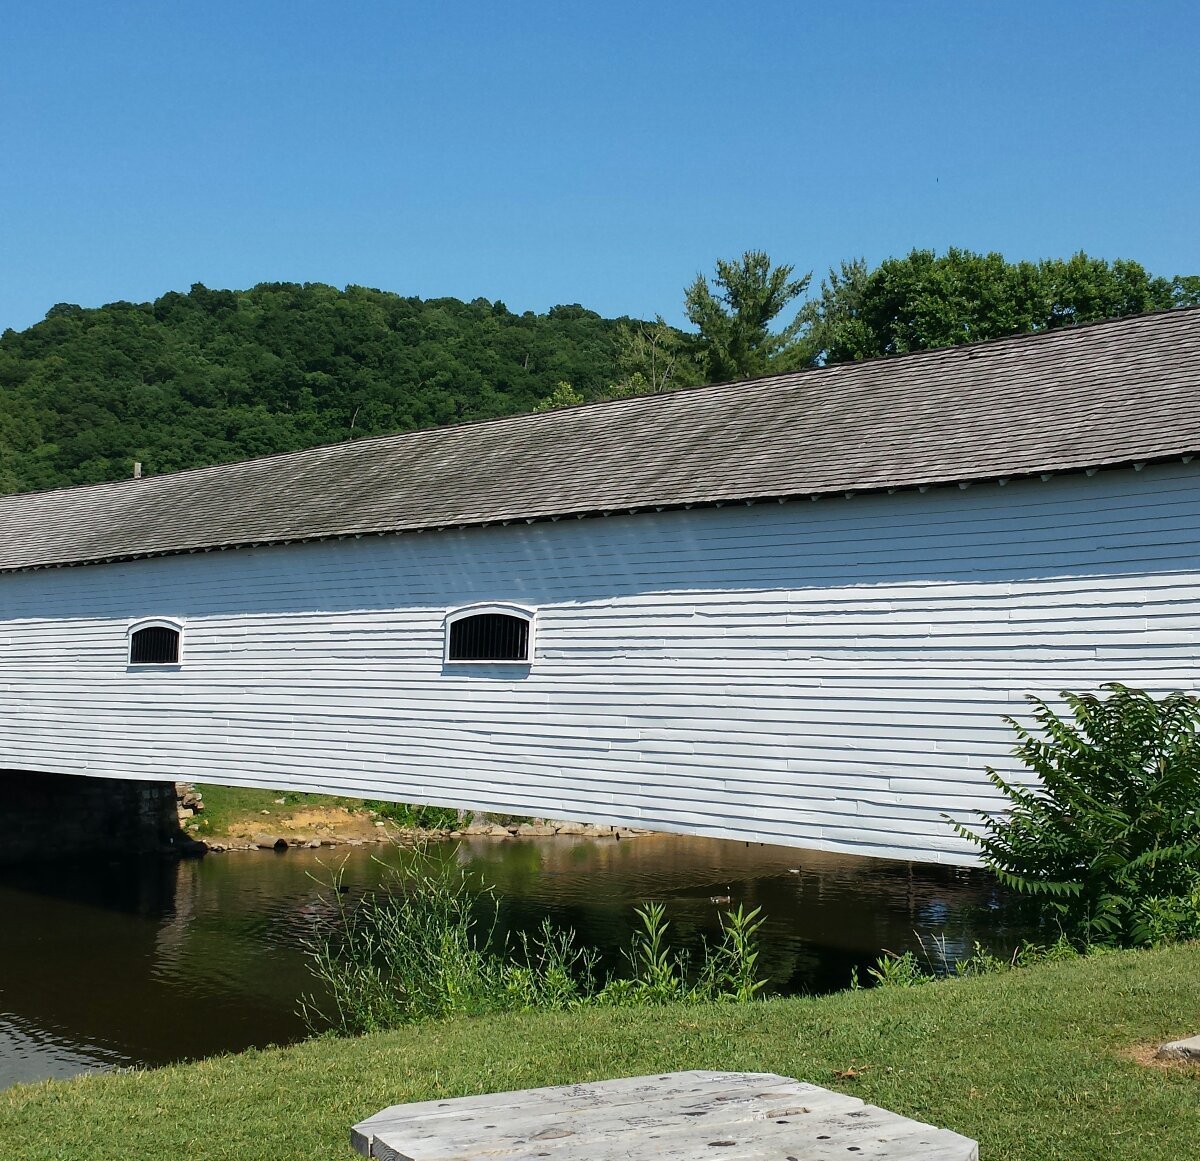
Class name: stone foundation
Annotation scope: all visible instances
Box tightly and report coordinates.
[0,769,181,864]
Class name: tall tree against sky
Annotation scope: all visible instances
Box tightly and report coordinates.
[802,248,1200,365]
[684,251,810,382]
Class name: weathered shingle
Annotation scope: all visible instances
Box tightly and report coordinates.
[2,307,1199,573]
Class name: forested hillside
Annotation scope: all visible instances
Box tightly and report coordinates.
[0,283,631,494]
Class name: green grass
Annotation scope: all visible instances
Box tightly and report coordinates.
[4,943,1198,1160]
[188,785,465,836]
[187,784,378,835]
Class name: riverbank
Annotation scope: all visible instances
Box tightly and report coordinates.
[182,783,648,851]
[4,941,1197,1160]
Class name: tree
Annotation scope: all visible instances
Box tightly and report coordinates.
[684,251,811,382]
[795,258,873,366]
[533,381,585,412]
[1174,275,1200,307]
[606,318,700,398]
[803,248,1194,365]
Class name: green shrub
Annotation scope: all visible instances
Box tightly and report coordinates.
[1134,883,1200,946]
[362,801,462,829]
[298,852,604,1033]
[953,683,1200,947]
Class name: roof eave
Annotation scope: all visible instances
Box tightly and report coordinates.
[3,451,1194,576]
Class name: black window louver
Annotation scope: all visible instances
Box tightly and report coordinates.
[448,613,529,663]
[130,625,180,665]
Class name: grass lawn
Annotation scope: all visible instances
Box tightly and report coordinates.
[3,943,1197,1161]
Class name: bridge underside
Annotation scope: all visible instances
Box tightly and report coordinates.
[0,770,181,864]
[1,763,983,868]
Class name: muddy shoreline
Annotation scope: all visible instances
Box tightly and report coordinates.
[175,783,652,854]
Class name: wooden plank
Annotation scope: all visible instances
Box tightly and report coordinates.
[351,1071,978,1161]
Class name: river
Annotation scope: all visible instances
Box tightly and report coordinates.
[0,834,1028,1090]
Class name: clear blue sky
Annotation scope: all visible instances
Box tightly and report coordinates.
[2,1,1197,333]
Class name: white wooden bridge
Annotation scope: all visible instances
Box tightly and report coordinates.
[3,309,1200,865]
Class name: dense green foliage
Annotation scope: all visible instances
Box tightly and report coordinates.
[954,684,1200,947]
[5,942,1199,1160]
[300,849,766,1035]
[802,248,1200,363]
[360,800,462,829]
[0,283,633,494]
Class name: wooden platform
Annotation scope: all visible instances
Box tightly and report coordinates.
[351,1069,979,1160]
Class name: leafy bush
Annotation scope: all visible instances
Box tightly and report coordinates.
[299,849,767,1035]
[363,801,461,829]
[1134,883,1200,946]
[954,683,1200,947]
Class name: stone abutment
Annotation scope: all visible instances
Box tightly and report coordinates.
[0,769,181,863]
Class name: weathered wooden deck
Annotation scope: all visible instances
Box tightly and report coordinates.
[351,1070,979,1160]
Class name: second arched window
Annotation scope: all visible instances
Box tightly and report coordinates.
[129,623,181,665]
[447,611,530,663]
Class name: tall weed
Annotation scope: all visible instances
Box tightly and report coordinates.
[299,850,767,1035]
[857,933,1080,990]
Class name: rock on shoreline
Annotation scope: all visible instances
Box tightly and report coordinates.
[202,820,651,853]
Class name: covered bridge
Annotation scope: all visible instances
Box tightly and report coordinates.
[2,308,1199,863]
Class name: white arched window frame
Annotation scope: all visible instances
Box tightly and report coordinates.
[127,617,185,667]
[443,603,536,666]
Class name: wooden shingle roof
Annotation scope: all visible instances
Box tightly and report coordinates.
[2,307,1199,573]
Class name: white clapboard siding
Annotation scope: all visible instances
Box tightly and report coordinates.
[2,460,1199,864]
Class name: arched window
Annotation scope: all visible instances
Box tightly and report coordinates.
[128,619,182,665]
[445,605,534,664]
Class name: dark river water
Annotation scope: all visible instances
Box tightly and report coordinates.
[0,834,1028,1090]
